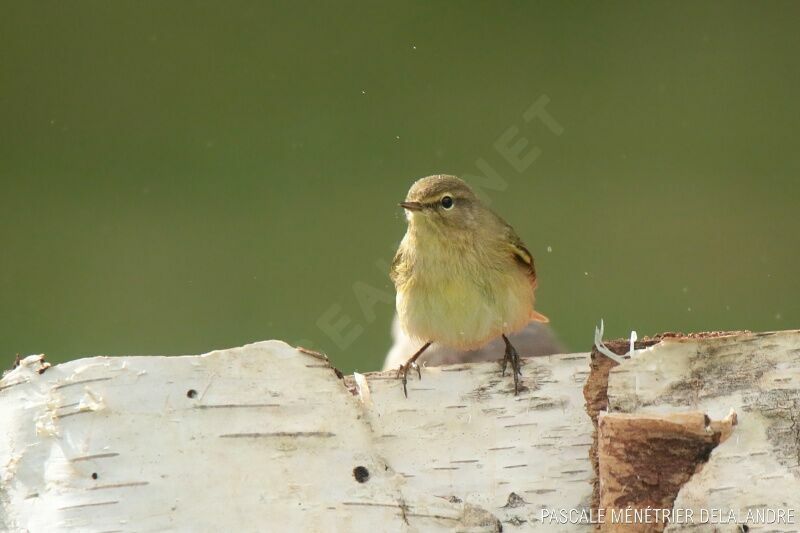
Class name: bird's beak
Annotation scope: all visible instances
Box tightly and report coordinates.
[399,201,423,211]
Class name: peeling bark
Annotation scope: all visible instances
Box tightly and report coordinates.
[598,411,736,532]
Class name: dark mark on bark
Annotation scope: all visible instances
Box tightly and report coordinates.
[343,500,413,519]
[219,431,335,438]
[71,453,120,463]
[54,377,113,390]
[440,366,470,372]
[55,409,95,419]
[405,512,458,522]
[506,515,527,526]
[0,379,30,392]
[515,397,560,409]
[88,481,149,491]
[503,492,526,508]
[708,486,735,493]
[352,466,369,483]
[195,403,281,409]
[398,498,410,525]
[58,501,119,511]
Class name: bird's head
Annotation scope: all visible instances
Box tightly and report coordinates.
[400,175,483,236]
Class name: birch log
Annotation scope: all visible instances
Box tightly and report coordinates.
[0,343,594,532]
[2,330,799,532]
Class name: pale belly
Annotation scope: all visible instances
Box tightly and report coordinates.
[397,268,534,350]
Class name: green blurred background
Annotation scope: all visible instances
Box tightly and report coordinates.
[2,1,798,373]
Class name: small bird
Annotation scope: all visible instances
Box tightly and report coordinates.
[390,174,549,396]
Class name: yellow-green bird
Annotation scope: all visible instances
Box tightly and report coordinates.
[391,174,549,396]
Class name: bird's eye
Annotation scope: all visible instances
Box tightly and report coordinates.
[440,196,454,209]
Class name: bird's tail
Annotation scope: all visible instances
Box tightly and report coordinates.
[530,310,550,323]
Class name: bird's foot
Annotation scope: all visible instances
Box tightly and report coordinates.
[396,361,422,398]
[396,341,432,398]
[501,335,522,395]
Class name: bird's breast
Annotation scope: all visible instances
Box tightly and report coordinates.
[396,237,533,350]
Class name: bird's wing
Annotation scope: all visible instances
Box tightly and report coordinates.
[389,245,405,286]
[504,224,549,323]
[504,224,538,288]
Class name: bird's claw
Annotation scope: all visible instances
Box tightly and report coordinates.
[395,341,432,398]
[396,361,421,398]
[501,335,522,395]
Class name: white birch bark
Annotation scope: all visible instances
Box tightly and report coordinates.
[0,343,593,532]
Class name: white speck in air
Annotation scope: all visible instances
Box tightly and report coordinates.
[547,246,552,253]
[775,313,782,320]
[687,307,692,312]
[682,287,688,293]
[361,90,366,95]
[584,272,588,276]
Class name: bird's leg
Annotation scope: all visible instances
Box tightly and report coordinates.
[396,342,432,398]
[501,334,522,395]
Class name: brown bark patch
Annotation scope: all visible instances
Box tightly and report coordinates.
[597,411,736,532]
